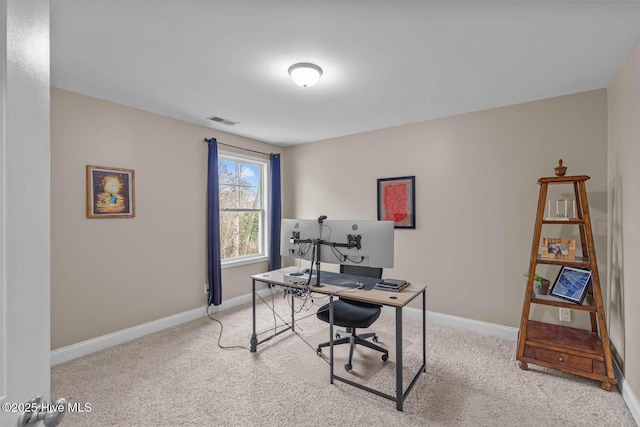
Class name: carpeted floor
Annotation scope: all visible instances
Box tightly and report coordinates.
[52,293,636,426]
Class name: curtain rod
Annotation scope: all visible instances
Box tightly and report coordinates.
[203,138,274,157]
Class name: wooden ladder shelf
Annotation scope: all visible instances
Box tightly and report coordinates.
[516,175,616,390]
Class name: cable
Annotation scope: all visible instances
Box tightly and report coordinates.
[322,223,332,241]
[207,284,287,350]
[295,242,312,259]
[284,288,314,313]
[207,273,365,359]
[206,305,250,351]
[328,245,348,263]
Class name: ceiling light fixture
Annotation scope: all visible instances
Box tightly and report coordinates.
[288,62,323,87]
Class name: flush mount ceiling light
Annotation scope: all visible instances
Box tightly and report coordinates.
[288,62,323,87]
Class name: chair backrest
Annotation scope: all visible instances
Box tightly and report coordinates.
[340,264,383,279]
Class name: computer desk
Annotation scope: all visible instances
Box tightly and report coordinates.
[250,266,427,411]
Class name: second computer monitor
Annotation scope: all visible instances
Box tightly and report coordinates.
[320,219,394,268]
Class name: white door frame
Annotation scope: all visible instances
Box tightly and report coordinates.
[0,0,51,425]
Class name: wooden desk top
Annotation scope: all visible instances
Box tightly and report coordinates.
[252,266,427,308]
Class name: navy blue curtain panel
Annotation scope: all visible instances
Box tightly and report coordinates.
[268,153,282,271]
[206,138,223,306]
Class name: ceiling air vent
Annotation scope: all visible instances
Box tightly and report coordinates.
[205,115,239,126]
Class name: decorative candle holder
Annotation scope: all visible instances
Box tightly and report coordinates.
[545,199,576,221]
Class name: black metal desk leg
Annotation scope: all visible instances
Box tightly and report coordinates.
[422,290,427,372]
[330,295,334,384]
[396,306,403,411]
[249,279,258,352]
[291,293,295,332]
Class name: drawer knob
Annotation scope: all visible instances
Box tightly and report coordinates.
[558,357,565,362]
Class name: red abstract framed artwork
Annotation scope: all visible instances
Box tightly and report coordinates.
[377,176,415,229]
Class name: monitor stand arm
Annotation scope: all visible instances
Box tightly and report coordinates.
[315,240,359,287]
[293,215,360,288]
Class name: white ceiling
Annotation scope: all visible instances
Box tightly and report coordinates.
[51,1,640,146]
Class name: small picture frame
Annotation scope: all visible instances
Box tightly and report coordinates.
[541,238,576,260]
[377,176,415,229]
[549,265,592,304]
[86,165,135,218]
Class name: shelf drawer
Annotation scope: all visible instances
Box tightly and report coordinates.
[531,346,593,372]
[593,360,606,376]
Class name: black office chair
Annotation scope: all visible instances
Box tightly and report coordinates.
[316,265,389,371]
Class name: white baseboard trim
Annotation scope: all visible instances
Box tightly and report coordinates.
[614,360,640,425]
[384,306,519,341]
[50,286,273,365]
[623,382,640,425]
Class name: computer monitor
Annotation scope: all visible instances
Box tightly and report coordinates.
[320,219,394,268]
[281,217,394,268]
[280,218,321,261]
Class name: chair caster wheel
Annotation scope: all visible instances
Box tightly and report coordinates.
[372,335,378,342]
[316,347,322,355]
[382,354,389,362]
[335,333,341,339]
[344,363,352,371]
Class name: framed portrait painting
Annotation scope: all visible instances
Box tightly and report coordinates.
[86,165,135,218]
[377,176,415,229]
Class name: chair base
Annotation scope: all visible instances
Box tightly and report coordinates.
[317,327,389,371]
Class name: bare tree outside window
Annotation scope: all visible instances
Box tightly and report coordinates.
[219,156,266,261]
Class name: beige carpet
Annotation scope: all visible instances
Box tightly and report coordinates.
[52,294,636,426]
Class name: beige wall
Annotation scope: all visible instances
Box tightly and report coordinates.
[608,39,640,406]
[50,88,281,349]
[283,90,608,328]
[51,87,614,366]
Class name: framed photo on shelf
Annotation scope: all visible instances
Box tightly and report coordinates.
[549,265,592,304]
[86,165,135,218]
[541,238,576,260]
[377,176,415,229]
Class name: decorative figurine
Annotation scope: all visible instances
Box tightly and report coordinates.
[554,159,567,177]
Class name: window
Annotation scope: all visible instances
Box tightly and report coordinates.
[218,152,268,266]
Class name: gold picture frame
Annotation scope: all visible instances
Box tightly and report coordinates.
[86,165,135,218]
[541,238,576,260]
